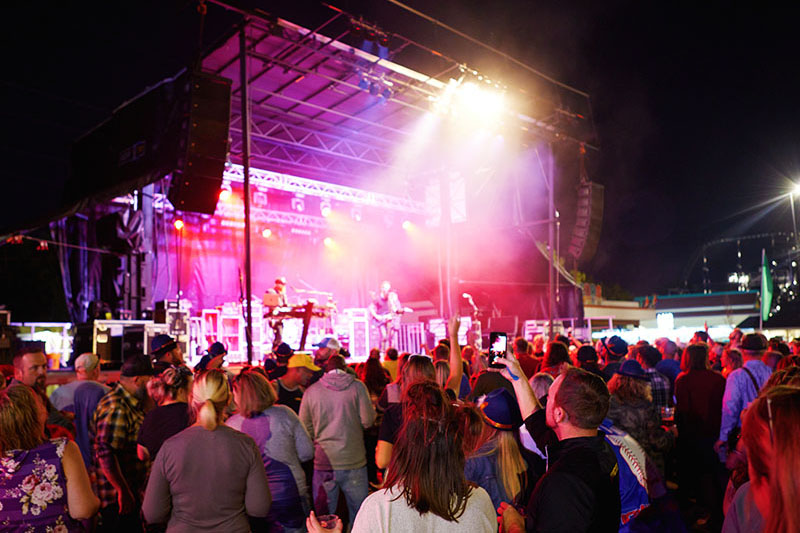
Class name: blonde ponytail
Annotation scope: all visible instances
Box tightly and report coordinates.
[191,369,230,431]
[198,399,218,430]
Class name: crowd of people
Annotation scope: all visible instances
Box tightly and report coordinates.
[1,324,799,532]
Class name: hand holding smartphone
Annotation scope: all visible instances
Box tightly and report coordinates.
[488,331,508,368]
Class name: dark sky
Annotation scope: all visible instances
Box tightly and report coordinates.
[3,0,799,295]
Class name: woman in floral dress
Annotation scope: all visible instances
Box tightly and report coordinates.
[0,385,99,532]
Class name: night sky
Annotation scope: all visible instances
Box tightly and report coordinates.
[3,0,799,297]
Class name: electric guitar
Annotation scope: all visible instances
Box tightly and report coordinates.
[372,307,413,327]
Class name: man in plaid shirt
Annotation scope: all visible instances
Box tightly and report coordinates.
[634,345,671,409]
[90,353,153,532]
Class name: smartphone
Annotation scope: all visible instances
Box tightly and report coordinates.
[488,331,507,368]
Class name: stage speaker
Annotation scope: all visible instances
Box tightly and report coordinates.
[168,72,232,215]
[568,181,604,263]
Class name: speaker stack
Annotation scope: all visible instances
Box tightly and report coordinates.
[167,72,232,215]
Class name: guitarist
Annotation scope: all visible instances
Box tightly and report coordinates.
[369,281,403,352]
[266,277,290,348]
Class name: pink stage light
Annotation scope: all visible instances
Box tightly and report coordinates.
[402,220,413,231]
[174,219,185,231]
[219,188,231,201]
[323,237,334,248]
[261,228,272,239]
[321,205,332,218]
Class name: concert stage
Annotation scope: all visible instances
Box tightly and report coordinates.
[3,3,597,368]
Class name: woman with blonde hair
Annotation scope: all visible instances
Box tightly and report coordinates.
[465,388,541,509]
[0,385,99,530]
[226,369,313,533]
[142,369,271,531]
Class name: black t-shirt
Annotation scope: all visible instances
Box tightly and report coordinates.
[276,379,303,415]
[378,403,403,444]
[137,402,190,459]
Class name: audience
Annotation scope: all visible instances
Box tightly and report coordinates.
[0,384,99,530]
[299,354,376,529]
[309,381,497,533]
[142,369,272,531]
[227,368,313,533]
[735,385,800,533]
[607,359,674,476]
[274,353,321,415]
[715,333,772,457]
[136,365,192,462]
[11,341,74,435]
[90,353,153,532]
[634,344,671,409]
[465,388,541,509]
[50,352,110,412]
[497,361,621,532]
[382,347,400,382]
[674,343,726,527]
[149,334,185,376]
[3,322,797,532]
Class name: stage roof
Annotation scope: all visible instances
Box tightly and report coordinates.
[202,2,594,190]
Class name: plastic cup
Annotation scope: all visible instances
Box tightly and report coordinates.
[317,514,339,529]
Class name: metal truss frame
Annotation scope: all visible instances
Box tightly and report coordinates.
[222,164,426,214]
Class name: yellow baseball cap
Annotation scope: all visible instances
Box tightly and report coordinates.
[287,353,321,372]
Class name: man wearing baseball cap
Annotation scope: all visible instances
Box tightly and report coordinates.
[275,353,320,414]
[715,332,772,455]
[312,337,341,369]
[150,334,185,375]
[51,352,111,411]
[599,335,628,381]
[91,353,153,530]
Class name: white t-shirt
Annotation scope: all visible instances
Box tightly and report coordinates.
[352,485,497,533]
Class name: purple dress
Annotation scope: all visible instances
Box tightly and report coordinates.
[0,438,82,532]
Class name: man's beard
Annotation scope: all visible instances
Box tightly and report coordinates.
[33,376,47,393]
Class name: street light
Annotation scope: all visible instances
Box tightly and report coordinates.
[790,183,800,247]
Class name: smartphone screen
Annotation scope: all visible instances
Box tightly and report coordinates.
[488,331,507,368]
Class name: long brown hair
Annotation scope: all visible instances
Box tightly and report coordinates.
[607,374,652,405]
[0,385,45,453]
[383,381,474,521]
[742,386,800,533]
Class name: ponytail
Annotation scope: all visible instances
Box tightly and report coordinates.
[191,369,229,431]
[198,399,218,430]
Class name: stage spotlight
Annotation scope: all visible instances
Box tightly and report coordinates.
[320,201,332,218]
[323,237,334,248]
[402,220,413,231]
[219,184,232,201]
[174,219,185,231]
[794,182,800,196]
[261,228,272,239]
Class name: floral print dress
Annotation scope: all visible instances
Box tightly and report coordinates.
[0,438,82,532]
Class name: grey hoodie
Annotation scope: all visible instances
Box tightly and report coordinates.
[299,369,376,470]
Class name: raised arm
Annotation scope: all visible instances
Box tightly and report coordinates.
[445,315,463,396]
[495,353,541,419]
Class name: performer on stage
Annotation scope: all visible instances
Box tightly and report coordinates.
[369,281,402,352]
[265,277,289,348]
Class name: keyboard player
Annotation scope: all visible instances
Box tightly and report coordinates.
[264,276,289,348]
